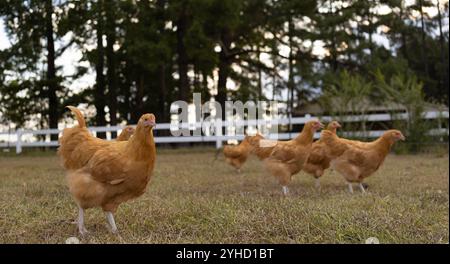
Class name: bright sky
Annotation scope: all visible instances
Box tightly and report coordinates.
[0,20,9,50]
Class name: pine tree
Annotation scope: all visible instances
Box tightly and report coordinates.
[0,0,70,132]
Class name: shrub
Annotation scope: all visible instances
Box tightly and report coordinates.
[320,70,373,138]
[374,71,433,153]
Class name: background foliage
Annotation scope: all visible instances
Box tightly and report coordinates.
[0,0,448,146]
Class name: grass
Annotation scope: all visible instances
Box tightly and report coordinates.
[0,148,448,244]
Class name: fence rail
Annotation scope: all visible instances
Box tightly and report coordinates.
[0,110,448,154]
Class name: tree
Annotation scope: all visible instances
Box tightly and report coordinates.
[436,0,449,98]
[0,0,70,133]
[1,0,448,137]
[320,70,373,136]
[94,0,107,137]
[375,71,430,152]
[105,0,118,136]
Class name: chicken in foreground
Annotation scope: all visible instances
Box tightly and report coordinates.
[321,129,405,193]
[58,106,156,235]
[222,136,252,173]
[263,120,324,195]
[116,126,135,141]
[247,133,274,160]
[303,121,342,188]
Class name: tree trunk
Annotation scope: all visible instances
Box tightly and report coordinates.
[287,16,295,132]
[217,29,232,113]
[329,0,338,72]
[437,0,448,95]
[45,0,58,141]
[399,1,409,61]
[136,73,145,118]
[95,0,107,138]
[193,65,200,91]
[202,70,210,100]
[156,0,168,123]
[418,0,429,77]
[123,58,135,123]
[257,45,263,100]
[272,70,276,101]
[123,72,131,122]
[106,3,117,137]
[368,7,373,56]
[158,65,167,123]
[176,6,190,102]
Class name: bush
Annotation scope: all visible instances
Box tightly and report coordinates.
[374,71,433,153]
[320,70,373,138]
[320,70,448,154]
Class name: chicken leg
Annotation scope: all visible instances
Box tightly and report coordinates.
[347,183,354,194]
[359,183,366,193]
[282,186,289,196]
[78,207,88,235]
[315,178,321,189]
[106,212,118,234]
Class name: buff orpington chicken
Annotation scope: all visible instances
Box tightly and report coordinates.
[222,136,252,173]
[321,129,405,193]
[303,121,342,188]
[263,120,324,195]
[116,126,135,141]
[58,106,156,235]
[247,133,274,161]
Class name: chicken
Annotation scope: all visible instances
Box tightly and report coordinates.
[321,129,405,193]
[263,120,324,195]
[303,121,342,188]
[116,126,135,141]
[222,136,252,173]
[247,133,274,160]
[58,106,156,235]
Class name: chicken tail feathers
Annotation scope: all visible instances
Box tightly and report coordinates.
[66,106,86,128]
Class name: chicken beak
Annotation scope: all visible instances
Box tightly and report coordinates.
[319,122,325,129]
[143,120,156,127]
[399,134,406,141]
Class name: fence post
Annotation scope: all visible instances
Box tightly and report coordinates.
[215,119,223,149]
[437,112,443,142]
[16,129,22,154]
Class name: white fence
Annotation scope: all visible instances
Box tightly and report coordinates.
[0,110,448,154]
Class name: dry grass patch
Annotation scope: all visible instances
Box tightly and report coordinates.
[0,149,448,243]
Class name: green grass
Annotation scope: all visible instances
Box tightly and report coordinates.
[0,148,448,244]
